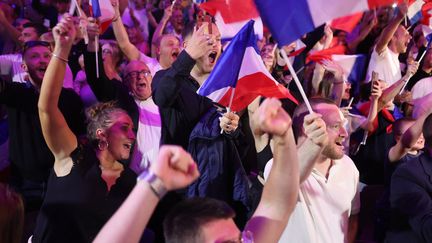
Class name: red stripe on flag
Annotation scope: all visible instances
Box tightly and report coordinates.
[367,0,404,9]
[331,13,363,33]
[306,45,347,63]
[218,72,297,112]
[199,0,259,24]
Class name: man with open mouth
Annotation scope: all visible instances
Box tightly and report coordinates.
[366,2,412,87]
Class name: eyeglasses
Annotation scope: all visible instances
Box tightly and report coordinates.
[125,70,151,79]
[22,41,51,54]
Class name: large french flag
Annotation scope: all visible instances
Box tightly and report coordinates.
[198,21,297,112]
[254,0,401,46]
[199,0,263,40]
[89,0,115,33]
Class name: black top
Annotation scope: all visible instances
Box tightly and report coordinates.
[152,50,214,149]
[32,145,136,243]
[0,80,85,183]
[352,109,395,185]
[387,152,432,243]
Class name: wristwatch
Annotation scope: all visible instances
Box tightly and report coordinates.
[137,171,167,199]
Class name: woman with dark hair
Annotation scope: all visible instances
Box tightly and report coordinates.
[32,15,136,242]
[0,183,24,243]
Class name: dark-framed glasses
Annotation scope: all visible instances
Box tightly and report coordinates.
[125,70,151,79]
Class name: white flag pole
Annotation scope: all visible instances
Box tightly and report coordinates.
[280,48,313,114]
[399,48,428,94]
[220,88,236,134]
[95,34,99,78]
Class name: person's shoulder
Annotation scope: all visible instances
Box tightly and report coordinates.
[337,155,359,172]
[414,76,432,87]
[394,154,423,175]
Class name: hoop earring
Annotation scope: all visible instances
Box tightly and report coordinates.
[98,140,109,151]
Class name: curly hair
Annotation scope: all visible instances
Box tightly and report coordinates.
[85,101,128,144]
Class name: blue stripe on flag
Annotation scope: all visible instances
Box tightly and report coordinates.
[347,55,366,84]
[91,0,101,18]
[254,0,315,46]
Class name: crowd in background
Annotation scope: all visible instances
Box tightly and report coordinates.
[0,0,432,243]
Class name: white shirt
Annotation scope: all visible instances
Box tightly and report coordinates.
[139,52,162,77]
[266,155,361,243]
[411,77,432,99]
[129,97,161,174]
[366,46,401,85]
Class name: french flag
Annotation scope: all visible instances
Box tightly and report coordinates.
[199,0,263,40]
[254,0,401,46]
[198,21,297,112]
[89,0,115,33]
[308,48,367,84]
[408,0,424,25]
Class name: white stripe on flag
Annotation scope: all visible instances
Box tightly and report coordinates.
[206,86,230,103]
[214,12,263,40]
[307,0,369,25]
[238,47,277,83]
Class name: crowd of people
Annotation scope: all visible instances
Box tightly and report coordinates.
[1,0,432,243]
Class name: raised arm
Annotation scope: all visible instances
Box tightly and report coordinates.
[378,62,419,111]
[93,145,199,243]
[375,3,407,54]
[321,59,345,106]
[152,23,211,108]
[151,7,172,57]
[38,15,77,176]
[347,11,377,54]
[0,8,21,44]
[146,1,158,29]
[360,73,382,132]
[110,0,140,60]
[389,104,432,162]
[246,98,299,243]
[297,113,328,182]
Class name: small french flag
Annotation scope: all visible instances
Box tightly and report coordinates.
[89,0,115,33]
[407,0,424,25]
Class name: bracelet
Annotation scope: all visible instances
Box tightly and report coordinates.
[52,53,68,63]
[112,15,120,22]
[137,170,167,199]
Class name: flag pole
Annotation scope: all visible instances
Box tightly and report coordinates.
[69,0,77,15]
[280,48,314,114]
[170,0,176,11]
[95,34,99,78]
[399,48,428,94]
[220,88,236,134]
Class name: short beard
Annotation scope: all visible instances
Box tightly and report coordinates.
[322,145,344,160]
